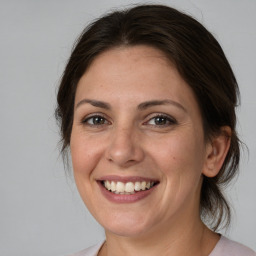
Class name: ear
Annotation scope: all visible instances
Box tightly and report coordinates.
[202,126,231,178]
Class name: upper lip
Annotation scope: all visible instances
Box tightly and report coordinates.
[97,175,159,183]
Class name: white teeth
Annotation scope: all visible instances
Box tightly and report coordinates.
[103,180,156,194]
[116,181,125,192]
[104,181,111,190]
[134,181,141,191]
[141,181,146,190]
[110,181,116,192]
[125,182,135,193]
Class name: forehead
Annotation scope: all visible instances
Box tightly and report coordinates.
[75,45,199,112]
[87,45,173,74]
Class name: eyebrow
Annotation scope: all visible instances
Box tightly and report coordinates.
[75,98,186,112]
[138,100,187,112]
[75,99,111,110]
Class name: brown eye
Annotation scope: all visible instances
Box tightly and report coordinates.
[147,115,177,127]
[83,115,108,126]
[154,116,168,125]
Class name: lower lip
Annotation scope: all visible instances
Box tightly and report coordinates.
[98,182,158,203]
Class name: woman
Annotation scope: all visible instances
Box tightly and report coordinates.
[55,4,256,256]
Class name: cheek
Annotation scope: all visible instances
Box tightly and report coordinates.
[150,131,206,188]
[70,132,103,179]
[154,134,204,166]
[70,134,104,207]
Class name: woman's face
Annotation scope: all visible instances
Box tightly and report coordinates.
[70,46,211,237]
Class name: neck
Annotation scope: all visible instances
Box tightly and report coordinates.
[99,217,219,256]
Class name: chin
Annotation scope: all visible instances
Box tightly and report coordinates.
[99,213,154,237]
[105,223,150,237]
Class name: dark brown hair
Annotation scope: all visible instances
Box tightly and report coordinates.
[55,4,240,230]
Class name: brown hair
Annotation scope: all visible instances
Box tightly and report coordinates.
[55,4,240,230]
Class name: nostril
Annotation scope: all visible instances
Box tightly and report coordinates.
[106,144,144,166]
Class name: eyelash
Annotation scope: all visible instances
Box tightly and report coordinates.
[145,114,177,127]
[81,114,110,126]
[81,113,177,128]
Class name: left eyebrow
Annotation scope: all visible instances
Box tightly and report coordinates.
[137,100,187,112]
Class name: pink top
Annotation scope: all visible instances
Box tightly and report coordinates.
[68,236,256,256]
[209,236,255,256]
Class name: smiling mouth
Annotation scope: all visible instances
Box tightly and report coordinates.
[101,180,159,195]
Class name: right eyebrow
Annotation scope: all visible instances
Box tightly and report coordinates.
[75,99,111,110]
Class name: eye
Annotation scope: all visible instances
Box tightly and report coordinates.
[82,115,109,126]
[146,114,177,127]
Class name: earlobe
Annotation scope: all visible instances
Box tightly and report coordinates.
[203,126,231,178]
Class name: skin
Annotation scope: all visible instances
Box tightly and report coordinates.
[70,45,231,256]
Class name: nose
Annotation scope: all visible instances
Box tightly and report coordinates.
[105,126,145,167]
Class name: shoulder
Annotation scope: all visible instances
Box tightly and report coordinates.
[210,236,256,256]
[67,241,104,256]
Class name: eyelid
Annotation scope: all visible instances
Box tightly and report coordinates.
[143,113,177,126]
[80,112,177,127]
[81,112,111,125]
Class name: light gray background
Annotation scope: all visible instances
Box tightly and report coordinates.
[0,0,255,255]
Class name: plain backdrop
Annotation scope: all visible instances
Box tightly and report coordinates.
[0,0,255,255]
